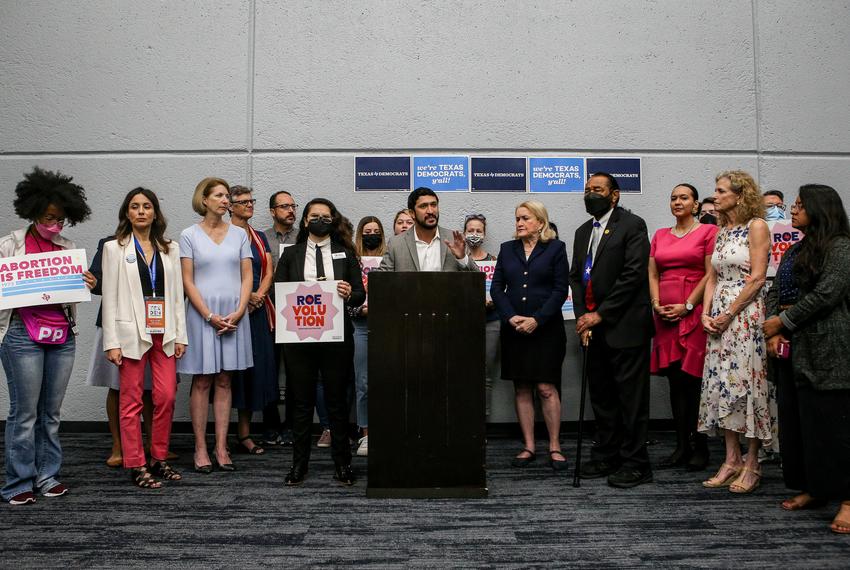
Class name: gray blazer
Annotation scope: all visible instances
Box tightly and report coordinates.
[767,236,850,390]
[377,225,478,272]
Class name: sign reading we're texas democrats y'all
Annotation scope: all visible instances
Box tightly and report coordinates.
[0,249,90,310]
[275,281,344,343]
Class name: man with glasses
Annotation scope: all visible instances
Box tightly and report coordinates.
[763,190,788,222]
[264,191,298,268]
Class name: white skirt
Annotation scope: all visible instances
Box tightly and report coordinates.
[86,327,152,390]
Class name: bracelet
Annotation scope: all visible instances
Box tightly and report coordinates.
[205,312,213,322]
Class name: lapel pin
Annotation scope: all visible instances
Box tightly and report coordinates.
[126,253,137,264]
[604,229,610,235]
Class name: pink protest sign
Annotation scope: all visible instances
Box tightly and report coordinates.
[767,220,804,277]
[275,281,344,343]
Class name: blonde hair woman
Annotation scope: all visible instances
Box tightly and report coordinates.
[699,170,772,493]
[490,201,570,473]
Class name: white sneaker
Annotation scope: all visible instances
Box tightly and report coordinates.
[356,435,368,457]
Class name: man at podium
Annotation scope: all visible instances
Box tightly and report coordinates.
[378,187,479,272]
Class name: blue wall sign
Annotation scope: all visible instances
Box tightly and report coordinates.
[412,156,469,192]
[529,157,585,193]
[470,157,527,192]
[586,157,642,193]
[355,157,411,191]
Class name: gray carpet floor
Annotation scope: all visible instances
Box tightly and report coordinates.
[0,432,847,568]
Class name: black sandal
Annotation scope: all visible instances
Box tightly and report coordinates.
[131,466,162,489]
[510,448,537,468]
[150,460,182,481]
[235,436,266,455]
[548,450,570,473]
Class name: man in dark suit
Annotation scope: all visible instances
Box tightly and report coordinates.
[378,187,478,272]
[569,172,654,488]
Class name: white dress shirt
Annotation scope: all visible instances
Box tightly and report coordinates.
[587,206,614,265]
[413,227,469,271]
[304,237,334,281]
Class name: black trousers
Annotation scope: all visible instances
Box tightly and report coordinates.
[283,341,354,469]
[587,335,651,468]
[777,358,850,500]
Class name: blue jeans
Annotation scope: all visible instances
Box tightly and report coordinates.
[0,316,75,500]
[352,318,368,428]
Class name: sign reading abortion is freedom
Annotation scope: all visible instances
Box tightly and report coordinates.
[0,249,90,310]
[275,281,344,343]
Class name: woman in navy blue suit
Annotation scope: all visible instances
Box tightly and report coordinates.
[491,201,570,472]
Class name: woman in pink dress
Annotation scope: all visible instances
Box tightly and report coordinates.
[649,184,718,471]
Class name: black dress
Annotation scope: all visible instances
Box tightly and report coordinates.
[490,239,570,387]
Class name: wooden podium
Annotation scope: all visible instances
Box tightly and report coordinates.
[366,272,487,498]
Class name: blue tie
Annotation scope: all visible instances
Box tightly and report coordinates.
[582,222,601,286]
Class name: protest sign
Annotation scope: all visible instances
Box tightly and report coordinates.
[476,261,496,302]
[470,157,527,192]
[0,249,90,310]
[562,287,575,320]
[275,281,344,343]
[360,256,382,304]
[767,220,803,277]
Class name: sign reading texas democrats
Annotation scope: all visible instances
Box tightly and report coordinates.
[275,281,344,343]
[0,249,90,310]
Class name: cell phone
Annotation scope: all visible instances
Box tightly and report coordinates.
[776,340,791,360]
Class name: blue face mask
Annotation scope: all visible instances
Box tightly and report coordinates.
[765,204,786,221]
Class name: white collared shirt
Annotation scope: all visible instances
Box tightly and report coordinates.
[414,227,443,272]
[304,237,334,281]
[587,207,614,262]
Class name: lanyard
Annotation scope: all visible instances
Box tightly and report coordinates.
[133,236,158,296]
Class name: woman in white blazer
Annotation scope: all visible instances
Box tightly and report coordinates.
[102,188,188,489]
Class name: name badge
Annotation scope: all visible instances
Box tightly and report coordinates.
[144,296,166,334]
[331,252,346,260]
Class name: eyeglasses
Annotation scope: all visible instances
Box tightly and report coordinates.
[464,214,486,222]
[308,216,333,224]
[273,204,298,211]
[41,214,66,224]
[231,198,257,206]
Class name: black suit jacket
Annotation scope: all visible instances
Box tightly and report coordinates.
[569,207,654,348]
[89,236,117,328]
[491,238,569,327]
[273,240,366,339]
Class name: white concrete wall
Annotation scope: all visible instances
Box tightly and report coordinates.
[1,0,849,423]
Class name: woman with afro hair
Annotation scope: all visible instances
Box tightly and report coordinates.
[0,167,97,505]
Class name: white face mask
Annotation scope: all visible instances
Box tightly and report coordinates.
[464,234,484,247]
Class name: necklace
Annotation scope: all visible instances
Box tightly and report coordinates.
[671,219,698,238]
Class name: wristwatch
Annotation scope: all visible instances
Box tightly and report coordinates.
[685,302,694,313]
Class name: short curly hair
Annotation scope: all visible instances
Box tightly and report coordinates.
[13,166,91,225]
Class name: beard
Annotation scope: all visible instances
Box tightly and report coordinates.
[416,212,439,229]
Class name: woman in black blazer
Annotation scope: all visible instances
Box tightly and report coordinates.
[273,198,365,487]
[491,201,570,473]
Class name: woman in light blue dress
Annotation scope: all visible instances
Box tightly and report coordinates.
[179,177,253,473]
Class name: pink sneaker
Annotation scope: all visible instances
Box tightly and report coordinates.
[317,429,332,448]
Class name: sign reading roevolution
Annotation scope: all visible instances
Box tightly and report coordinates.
[412,156,469,192]
[586,157,642,193]
[355,157,411,191]
[470,157,527,192]
[767,220,804,277]
[275,281,344,343]
[0,249,90,310]
[529,157,585,193]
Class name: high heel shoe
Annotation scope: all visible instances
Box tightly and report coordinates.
[729,466,761,494]
[702,463,742,488]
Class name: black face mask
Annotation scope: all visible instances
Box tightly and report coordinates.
[584,193,612,217]
[307,219,333,238]
[362,234,382,251]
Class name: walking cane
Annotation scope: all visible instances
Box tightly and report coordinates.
[572,331,591,488]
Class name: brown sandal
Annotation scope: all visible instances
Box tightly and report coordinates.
[131,466,162,489]
[831,502,850,534]
[150,460,182,481]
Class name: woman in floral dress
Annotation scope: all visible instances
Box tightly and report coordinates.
[698,170,772,494]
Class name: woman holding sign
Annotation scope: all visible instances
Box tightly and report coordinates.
[179,178,254,474]
[274,198,365,486]
[490,201,570,473]
[101,187,188,488]
[0,167,96,505]
[464,214,500,418]
[350,216,387,457]
[762,185,850,534]
[227,185,278,456]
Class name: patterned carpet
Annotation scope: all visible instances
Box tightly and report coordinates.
[0,431,847,568]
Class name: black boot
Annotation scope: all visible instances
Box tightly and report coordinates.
[658,376,692,469]
[686,432,710,471]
